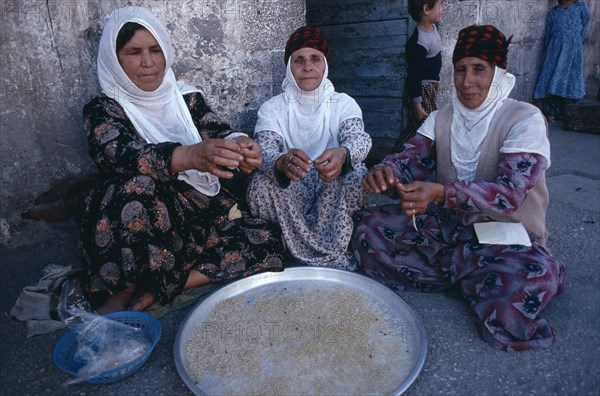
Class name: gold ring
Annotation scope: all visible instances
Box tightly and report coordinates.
[287,162,293,169]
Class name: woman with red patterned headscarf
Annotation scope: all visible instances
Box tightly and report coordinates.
[351,25,566,351]
[247,25,372,270]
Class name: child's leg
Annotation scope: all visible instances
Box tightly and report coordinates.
[393,83,439,152]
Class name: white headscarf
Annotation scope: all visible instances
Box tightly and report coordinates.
[450,66,549,181]
[255,57,340,160]
[97,6,220,196]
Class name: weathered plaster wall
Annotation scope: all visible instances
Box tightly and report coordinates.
[1,0,598,246]
[437,0,599,107]
[0,0,304,245]
[581,0,600,83]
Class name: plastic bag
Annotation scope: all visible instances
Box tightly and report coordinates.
[60,307,150,385]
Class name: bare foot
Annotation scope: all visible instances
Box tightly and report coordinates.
[98,284,137,314]
[184,269,211,289]
[101,270,209,313]
[128,290,158,311]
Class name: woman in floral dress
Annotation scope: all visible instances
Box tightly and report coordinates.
[246,26,372,270]
[79,7,285,313]
[351,25,566,351]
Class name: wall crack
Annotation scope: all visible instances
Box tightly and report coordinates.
[46,0,64,72]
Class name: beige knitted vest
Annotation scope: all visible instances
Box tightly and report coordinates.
[434,99,549,246]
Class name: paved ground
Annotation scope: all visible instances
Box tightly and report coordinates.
[1,122,598,396]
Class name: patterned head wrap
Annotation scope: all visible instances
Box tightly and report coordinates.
[284,25,331,64]
[452,25,512,68]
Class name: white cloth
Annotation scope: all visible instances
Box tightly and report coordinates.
[254,58,362,160]
[418,67,551,181]
[97,6,220,196]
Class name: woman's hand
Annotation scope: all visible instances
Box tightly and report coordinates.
[234,136,262,174]
[171,138,244,179]
[413,103,428,122]
[314,147,346,182]
[276,148,312,182]
[362,165,398,193]
[396,181,445,216]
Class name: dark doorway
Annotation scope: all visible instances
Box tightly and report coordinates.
[306,0,410,164]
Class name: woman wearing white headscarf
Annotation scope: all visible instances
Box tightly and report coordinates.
[351,25,566,351]
[79,7,285,313]
[247,25,372,269]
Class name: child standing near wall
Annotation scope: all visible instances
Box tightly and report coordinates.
[394,0,444,151]
[533,0,590,122]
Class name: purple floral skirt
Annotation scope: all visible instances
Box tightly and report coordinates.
[350,203,567,351]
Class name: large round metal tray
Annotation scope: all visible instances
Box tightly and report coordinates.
[174,267,427,395]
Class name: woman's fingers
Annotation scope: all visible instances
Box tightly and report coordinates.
[402,199,419,217]
[315,159,340,182]
[289,149,312,167]
[314,148,345,182]
[398,182,422,215]
[289,150,312,173]
[282,149,311,181]
[234,135,254,150]
[285,158,308,181]
[318,166,340,182]
[204,139,244,168]
[397,181,444,215]
[182,139,244,178]
[239,141,262,173]
[363,166,396,193]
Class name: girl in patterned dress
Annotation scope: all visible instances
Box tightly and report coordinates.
[533,0,590,122]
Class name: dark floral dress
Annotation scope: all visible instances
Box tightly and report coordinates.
[79,92,285,308]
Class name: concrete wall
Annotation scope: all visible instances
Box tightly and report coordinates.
[582,0,600,85]
[437,0,599,108]
[0,0,304,245]
[1,0,598,246]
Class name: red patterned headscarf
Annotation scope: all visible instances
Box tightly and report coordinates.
[452,25,512,69]
[284,25,331,65]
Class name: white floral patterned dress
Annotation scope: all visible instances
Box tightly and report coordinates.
[247,117,371,269]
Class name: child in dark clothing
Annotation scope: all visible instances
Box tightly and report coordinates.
[394,0,444,150]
